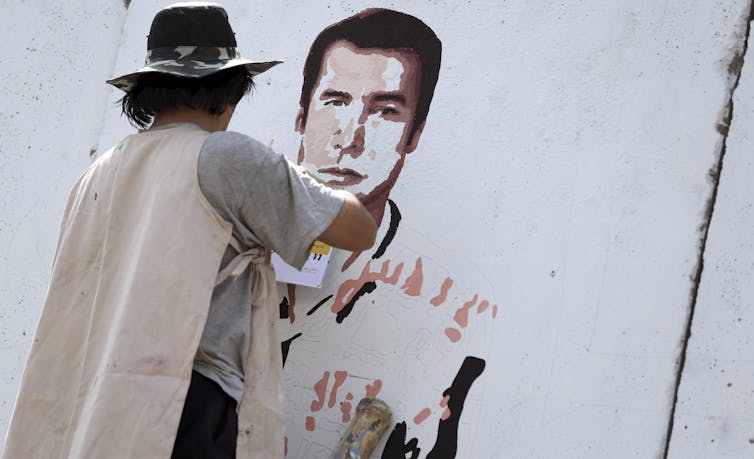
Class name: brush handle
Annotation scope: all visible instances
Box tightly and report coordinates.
[330,398,392,459]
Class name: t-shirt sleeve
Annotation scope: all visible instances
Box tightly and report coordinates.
[198,131,345,269]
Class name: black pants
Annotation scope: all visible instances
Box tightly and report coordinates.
[171,371,238,459]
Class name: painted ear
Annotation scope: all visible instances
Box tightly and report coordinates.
[404,121,426,154]
[295,107,305,134]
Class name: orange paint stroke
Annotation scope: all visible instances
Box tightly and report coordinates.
[413,407,432,425]
[440,394,452,420]
[328,370,348,409]
[311,371,330,412]
[287,283,296,324]
[346,392,354,401]
[332,260,404,314]
[445,327,462,343]
[400,257,423,296]
[477,300,489,314]
[340,401,352,423]
[454,294,479,328]
[493,304,499,318]
[305,416,315,431]
[430,277,454,307]
[365,379,383,398]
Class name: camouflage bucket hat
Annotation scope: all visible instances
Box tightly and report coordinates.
[106,2,282,92]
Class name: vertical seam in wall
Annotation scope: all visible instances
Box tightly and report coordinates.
[662,2,754,457]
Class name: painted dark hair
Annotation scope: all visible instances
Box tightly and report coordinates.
[119,67,254,129]
[300,8,442,144]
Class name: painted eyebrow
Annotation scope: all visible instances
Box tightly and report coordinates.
[320,90,352,102]
[372,93,407,104]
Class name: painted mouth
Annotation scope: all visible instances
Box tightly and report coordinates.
[318,167,368,186]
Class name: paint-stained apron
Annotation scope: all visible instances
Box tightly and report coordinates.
[2,124,285,459]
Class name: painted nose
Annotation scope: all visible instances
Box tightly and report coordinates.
[334,118,366,161]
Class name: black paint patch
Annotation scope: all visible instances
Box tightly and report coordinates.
[426,356,486,458]
[307,294,333,316]
[381,421,420,459]
[279,297,289,319]
[281,332,303,367]
[336,281,377,323]
[372,199,401,259]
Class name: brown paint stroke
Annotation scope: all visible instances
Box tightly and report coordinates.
[287,283,297,324]
[305,416,315,432]
[453,294,479,328]
[444,327,461,343]
[365,379,383,398]
[413,407,431,425]
[430,277,454,307]
[492,304,498,319]
[332,260,404,314]
[341,399,353,423]
[328,370,348,409]
[439,394,451,421]
[476,300,489,314]
[311,371,330,412]
[400,257,423,296]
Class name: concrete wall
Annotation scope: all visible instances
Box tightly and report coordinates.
[3,1,754,457]
[0,0,127,445]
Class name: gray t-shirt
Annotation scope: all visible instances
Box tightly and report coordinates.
[192,129,344,402]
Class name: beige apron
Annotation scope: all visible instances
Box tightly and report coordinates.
[2,124,284,458]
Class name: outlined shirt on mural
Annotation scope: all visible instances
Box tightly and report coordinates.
[2,124,344,459]
[279,200,498,457]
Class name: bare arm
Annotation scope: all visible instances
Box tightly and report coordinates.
[317,191,377,251]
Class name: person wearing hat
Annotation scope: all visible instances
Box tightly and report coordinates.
[1,3,376,459]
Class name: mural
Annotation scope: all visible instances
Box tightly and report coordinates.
[279,9,496,457]
[6,1,748,457]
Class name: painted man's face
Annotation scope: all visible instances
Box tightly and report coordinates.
[297,40,423,201]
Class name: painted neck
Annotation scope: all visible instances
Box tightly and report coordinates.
[359,156,405,227]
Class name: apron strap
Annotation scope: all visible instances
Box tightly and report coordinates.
[215,236,268,286]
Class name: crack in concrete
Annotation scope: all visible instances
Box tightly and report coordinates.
[662,2,754,457]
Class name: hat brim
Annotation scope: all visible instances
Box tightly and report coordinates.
[106,58,283,92]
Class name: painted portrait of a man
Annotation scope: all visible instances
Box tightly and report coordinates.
[295,8,441,229]
[281,9,494,458]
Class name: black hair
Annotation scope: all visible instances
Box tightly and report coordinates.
[119,66,254,129]
[300,9,442,144]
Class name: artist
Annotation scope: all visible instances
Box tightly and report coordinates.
[2,3,376,459]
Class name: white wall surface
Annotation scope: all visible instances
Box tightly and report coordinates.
[0,0,127,448]
[3,0,754,457]
[667,15,754,459]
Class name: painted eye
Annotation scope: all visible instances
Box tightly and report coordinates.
[326,100,345,107]
[381,107,398,115]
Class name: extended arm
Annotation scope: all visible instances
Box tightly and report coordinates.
[317,191,377,251]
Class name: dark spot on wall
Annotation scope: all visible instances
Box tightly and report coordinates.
[426,356,486,459]
[123,0,131,8]
[307,294,333,316]
[279,297,289,319]
[336,281,377,323]
[372,200,401,259]
[281,333,303,367]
